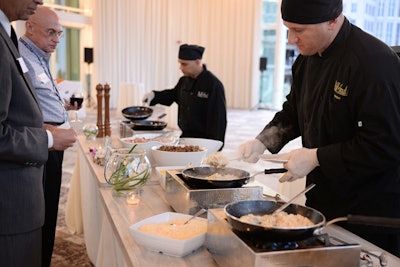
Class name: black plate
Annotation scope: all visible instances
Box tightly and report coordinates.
[122,106,153,121]
[129,120,167,130]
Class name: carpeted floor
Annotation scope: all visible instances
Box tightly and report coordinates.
[51,106,300,266]
[52,118,93,267]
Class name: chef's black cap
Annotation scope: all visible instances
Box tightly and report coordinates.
[281,0,343,24]
[178,44,205,60]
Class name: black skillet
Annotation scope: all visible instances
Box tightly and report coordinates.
[121,106,153,121]
[225,200,400,242]
[224,200,326,241]
[128,113,167,130]
[129,120,167,131]
[181,166,287,189]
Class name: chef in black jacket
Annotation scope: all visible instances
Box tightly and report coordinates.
[239,0,400,257]
[142,44,227,147]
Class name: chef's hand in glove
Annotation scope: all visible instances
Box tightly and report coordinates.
[142,91,155,105]
[238,139,266,163]
[279,148,319,182]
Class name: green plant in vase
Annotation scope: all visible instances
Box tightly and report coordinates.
[104,145,151,197]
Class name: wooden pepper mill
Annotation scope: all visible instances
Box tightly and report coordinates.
[96,83,105,137]
[104,83,111,136]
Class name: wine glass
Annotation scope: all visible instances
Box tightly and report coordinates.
[70,90,84,122]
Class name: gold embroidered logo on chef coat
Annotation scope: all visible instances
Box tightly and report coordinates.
[197,91,209,99]
[333,80,348,100]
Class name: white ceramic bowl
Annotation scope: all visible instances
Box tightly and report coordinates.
[179,138,223,156]
[151,145,207,167]
[120,133,178,165]
[178,137,223,157]
[129,212,207,257]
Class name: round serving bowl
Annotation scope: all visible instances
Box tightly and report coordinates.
[178,138,223,157]
[151,145,207,167]
[120,133,178,165]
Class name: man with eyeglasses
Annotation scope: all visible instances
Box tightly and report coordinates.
[18,6,77,267]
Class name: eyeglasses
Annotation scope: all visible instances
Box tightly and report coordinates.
[45,28,64,38]
[30,21,64,38]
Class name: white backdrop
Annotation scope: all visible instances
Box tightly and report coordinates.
[92,0,262,110]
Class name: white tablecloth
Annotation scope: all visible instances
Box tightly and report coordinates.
[65,140,104,264]
[64,136,217,267]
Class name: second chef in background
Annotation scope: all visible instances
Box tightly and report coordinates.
[142,44,227,148]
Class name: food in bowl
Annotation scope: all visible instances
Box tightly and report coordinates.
[120,133,177,146]
[138,218,207,240]
[124,137,151,143]
[120,134,179,166]
[129,212,208,257]
[179,138,223,156]
[239,211,314,228]
[151,145,207,166]
[123,136,175,144]
[157,145,202,152]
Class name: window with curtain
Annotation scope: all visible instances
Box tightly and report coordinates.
[45,0,79,8]
[259,0,280,109]
[54,28,81,80]
[45,0,82,81]
[260,0,400,109]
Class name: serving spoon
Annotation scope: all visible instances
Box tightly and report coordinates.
[270,183,316,214]
[170,208,207,226]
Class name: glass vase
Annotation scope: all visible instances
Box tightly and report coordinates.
[104,147,151,199]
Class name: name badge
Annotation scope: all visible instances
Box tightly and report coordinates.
[17,57,29,73]
[38,72,50,84]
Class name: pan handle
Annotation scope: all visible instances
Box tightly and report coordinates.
[347,214,400,228]
[325,215,400,228]
[264,168,287,174]
[157,113,167,119]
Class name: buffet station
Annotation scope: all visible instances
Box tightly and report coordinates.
[65,104,400,267]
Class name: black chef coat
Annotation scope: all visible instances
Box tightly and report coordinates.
[150,65,227,145]
[256,18,400,254]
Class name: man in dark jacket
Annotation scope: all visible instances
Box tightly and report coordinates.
[1,0,75,266]
[142,44,227,147]
[239,0,400,257]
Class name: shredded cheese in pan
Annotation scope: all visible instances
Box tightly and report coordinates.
[239,212,314,228]
[206,173,239,181]
[139,219,207,240]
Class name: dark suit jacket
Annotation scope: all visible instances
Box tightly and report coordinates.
[0,25,48,235]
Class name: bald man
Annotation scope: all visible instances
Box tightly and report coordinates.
[18,6,77,267]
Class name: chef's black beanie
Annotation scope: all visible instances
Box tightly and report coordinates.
[178,44,205,60]
[281,0,343,24]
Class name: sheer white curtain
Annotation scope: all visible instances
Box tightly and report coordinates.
[92,0,261,110]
